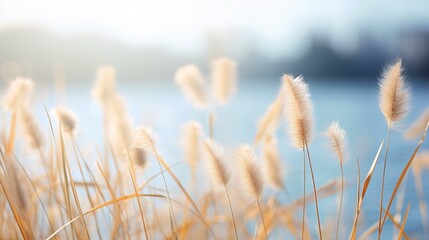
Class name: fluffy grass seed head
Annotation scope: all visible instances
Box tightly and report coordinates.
[412,150,429,176]
[211,57,237,104]
[92,66,116,105]
[281,74,314,148]
[53,106,78,134]
[255,93,284,144]
[378,60,410,127]
[19,108,44,150]
[262,134,284,189]
[181,121,203,172]
[405,107,429,140]
[326,121,348,165]
[133,126,157,154]
[237,145,264,198]
[175,64,208,108]
[203,139,231,187]
[106,94,134,158]
[2,77,34,111]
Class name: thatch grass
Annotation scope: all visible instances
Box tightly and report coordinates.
[0,59,428,240]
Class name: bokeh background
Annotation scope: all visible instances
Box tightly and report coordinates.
[0,0,428,238]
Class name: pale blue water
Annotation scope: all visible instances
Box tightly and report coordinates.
[25,78,429,238]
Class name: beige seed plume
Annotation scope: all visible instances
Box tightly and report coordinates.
[175,64,207,108]
[2,77,34,111]
[203,139,230,187]
[405,107,429,140]
[211,57,237,104]
[255,93,283,144]
[181,121,202,172]
[412,151,429,174]
[378,60,410,127]
[237,145,264,198]
[91,66,116,105]
[133,126,157,154]
[281,74,314,148]
[326,121,348,165]
[19,108,44,150]
[53,106,78,134]
[262,134,284,189]
[107,94,134,158]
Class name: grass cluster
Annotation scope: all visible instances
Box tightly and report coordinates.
[0,59,428,239]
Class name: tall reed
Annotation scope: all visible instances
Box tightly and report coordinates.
[282,74,322,240]
[326,121,348,240]
[377,59,410,239]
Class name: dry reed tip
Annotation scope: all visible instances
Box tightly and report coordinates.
[92,66,116,104]
[181,121,203,171]
[133,126,157,154]
[53,106,78,134]
[211,57,237,104]
[174,64,207,108]
[2,77,34,112]
[19,107,45,150]
[405,107,429,140]
[236,145,264,198]
[203,139,231,187]
[255,93,283,144]
[326,121,348,165]
[262,134,285,189]
[378,59,410,127]
[411,150,429,175]
[281,74,314,148]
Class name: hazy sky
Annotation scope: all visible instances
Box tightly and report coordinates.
[1,0,428,55]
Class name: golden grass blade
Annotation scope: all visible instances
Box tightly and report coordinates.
[0,172,29,239]
[128,169,150,239]
[12,157,54,232]
[380,122,429,232]
[60,130,91,239]
[289,179,340,209]
[350,141,384,240]
[355,158,361,227]
[5,111,16,156]
[397,203,410,240]
[357,209,410,240]
[47,193,213,240]
[96,160,131,239]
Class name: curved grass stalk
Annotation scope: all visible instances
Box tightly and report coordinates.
[380,122,429,233]
[302,146,307,240]
[224,186,239,240]
[46,193,216,240]
[378,126,391,240]
[256,198,268,240]
[335,164,344,240]
[304,138,322,240]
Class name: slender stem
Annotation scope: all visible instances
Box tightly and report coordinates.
[336,164,344,240]
[302,146,307,240]
[378,127,391,240]
[304,138,323,240]
[209,112,214,139]
[154,150,177,239]
[225,186,239,240]
[129,169,150,240]
[256,198,268,240]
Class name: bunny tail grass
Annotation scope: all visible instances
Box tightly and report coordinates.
[326,121,348,240]
[281,74,314,149]
[377,60,410,239]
